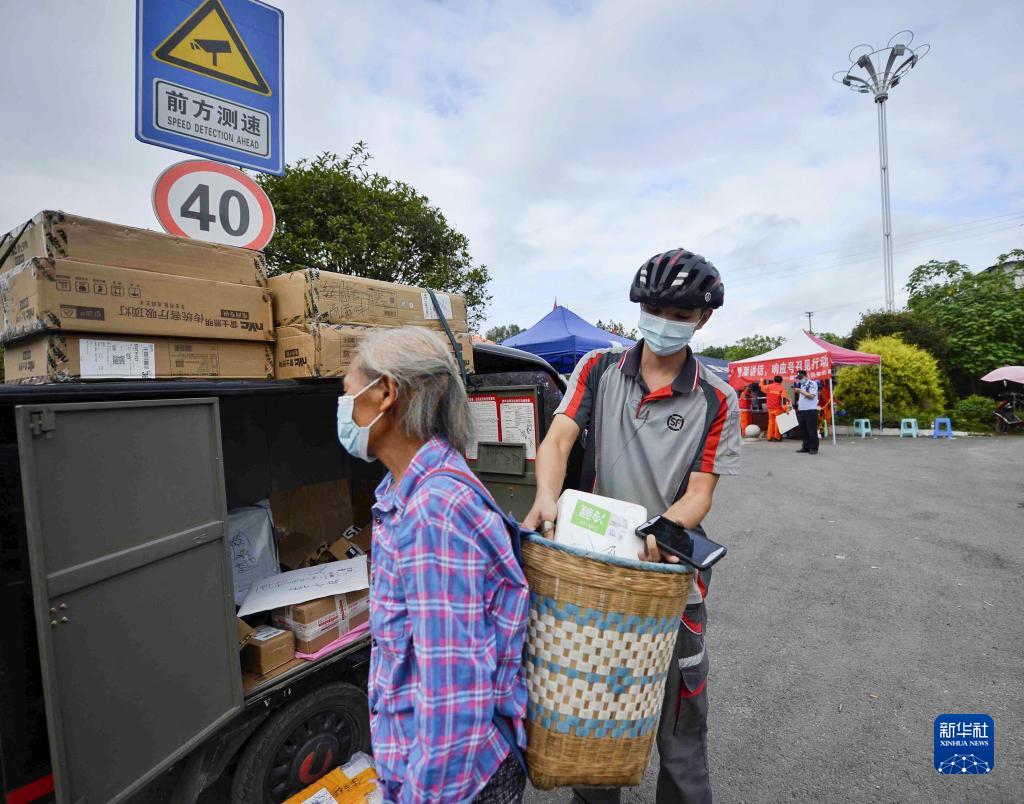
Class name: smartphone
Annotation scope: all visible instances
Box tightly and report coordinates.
[634,517,727,570]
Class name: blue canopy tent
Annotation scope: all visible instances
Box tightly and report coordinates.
[502,306,635,374]
[694,353,729,381]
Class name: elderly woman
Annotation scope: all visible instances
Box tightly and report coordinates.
[337,326,529,804]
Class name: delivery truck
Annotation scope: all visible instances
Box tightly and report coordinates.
[0,341,576,804]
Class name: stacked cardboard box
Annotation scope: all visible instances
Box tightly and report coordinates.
[272,591,370,654]
[269,268,473,378]
[238,623,296,675]
[1,210,269,283]
[1,211,274,383]
[274,323,473,379]
[261,479,371,659]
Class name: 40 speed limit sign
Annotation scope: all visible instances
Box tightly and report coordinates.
[152,159,275,250]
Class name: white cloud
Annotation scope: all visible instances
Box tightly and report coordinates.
[3,0,1023,347]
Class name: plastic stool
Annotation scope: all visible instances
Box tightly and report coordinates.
[900,418,919,438]
[932,417,953,439]
[852,419,872,438]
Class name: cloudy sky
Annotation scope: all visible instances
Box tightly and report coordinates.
[3,0,1023,346]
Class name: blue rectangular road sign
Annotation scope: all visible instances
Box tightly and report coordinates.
[136,0,284,174]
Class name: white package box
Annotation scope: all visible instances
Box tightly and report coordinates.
[776,409,799,434]
[553,490,648,559]
[228,502,280,606]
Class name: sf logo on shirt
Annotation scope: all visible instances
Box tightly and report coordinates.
[667,414,684,431]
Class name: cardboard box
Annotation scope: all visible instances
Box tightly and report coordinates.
[327,525,370,561]
[269,269,468,331]
[0,258,273,344]
[327,530,366,562]
[243,657,305,694]
[4,333,274,384]
[274,323,473,379]
[237,618,256,649]
[276,531,328,571]
[272,591,370,654]
[2,211,268,286]
[270,480,355,546]
[241,625,296,675]
[347,526,371,555]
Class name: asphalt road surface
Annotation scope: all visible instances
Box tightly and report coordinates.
[526,434,1023,803]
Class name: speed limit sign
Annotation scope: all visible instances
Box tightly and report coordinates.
[152,159,276,250]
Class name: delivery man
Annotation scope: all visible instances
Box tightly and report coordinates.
[763,375,789,441]
[524,248,740,804]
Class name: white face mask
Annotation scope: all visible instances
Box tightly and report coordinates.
[337,377,384,462]
[637,310,699,356]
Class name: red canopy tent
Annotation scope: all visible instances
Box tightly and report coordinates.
[728,331,883,443]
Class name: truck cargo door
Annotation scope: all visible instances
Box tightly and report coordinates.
[15,399,241,804]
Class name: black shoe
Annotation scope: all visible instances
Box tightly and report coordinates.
[796,448,810,453]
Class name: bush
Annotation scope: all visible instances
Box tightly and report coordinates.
[951,395,997,432]
[835,335,945,426]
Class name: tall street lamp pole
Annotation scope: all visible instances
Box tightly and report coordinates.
[834,31,929,311]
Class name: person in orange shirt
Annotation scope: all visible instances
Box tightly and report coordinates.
[739,384,754,434]
[764,375,789,441]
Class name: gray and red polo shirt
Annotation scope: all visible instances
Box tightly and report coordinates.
[555,343,741,520]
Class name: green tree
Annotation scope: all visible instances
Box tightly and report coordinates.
[951,395,998,432]
[846,308,954,399]
[596,319,639,340]
[484,324,523,343]
[846,309,949,362]
[812,331,846,346]
[835,335,945,425]
[906,251,1024,394]
[257,145,492,328]
[696,344,729,359]
[723,334,784,361]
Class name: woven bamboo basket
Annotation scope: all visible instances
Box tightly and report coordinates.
[520,533,693,790]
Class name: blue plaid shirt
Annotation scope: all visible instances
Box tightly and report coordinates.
[368,437,529,803]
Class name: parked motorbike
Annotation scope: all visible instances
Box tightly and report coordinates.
[994,390,1023,432]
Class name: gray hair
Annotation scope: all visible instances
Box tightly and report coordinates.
[356,326,472,454]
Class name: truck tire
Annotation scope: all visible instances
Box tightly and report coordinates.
[230,682,371,804]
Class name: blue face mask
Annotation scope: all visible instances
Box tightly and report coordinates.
[637,310,699,356]
[337,377,384,462]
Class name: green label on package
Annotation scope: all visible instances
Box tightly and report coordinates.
[571,501,610,536]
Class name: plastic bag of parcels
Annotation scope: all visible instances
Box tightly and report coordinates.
[228,501,280,606]
[283,752,382,804]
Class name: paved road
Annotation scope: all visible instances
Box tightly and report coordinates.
[526,435,1023,803]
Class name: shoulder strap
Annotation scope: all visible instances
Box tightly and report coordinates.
[674,380,722,501]
[419,468,524,565]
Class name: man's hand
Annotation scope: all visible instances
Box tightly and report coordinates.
[637,533,681,564]
[524,415,580,536]
[523,497,557,535]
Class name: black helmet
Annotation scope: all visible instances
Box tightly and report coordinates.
[630,249,724,309]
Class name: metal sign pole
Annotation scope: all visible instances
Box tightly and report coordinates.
[877,99,895,310]
[877,361,884,431]
[834,32,929,313]
[830,375,837,446]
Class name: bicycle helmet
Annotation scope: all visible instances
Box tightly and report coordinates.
[630,249,724,309]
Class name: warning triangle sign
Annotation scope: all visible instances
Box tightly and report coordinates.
[153,0,271,95]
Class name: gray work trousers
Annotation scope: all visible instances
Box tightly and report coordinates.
[572,572,712,804]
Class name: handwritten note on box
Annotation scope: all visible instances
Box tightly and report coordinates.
[238,557,369,617]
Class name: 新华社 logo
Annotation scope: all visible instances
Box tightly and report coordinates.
[934,714,993,774]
